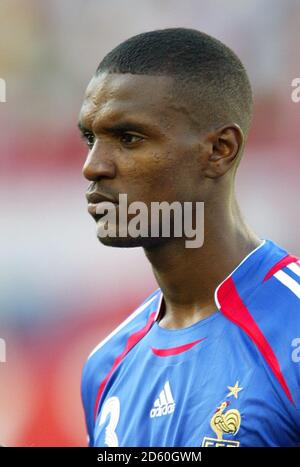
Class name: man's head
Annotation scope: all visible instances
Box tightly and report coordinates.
[79,28,253,248]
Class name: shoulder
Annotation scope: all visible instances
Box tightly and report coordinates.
[82,287,161,389]
[258,246,300,331]
[86,288,160,362]
[218,239,300,408]
[250,245,300,406]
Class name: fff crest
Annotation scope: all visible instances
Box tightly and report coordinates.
[202,400,241,447]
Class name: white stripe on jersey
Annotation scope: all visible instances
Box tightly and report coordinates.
[88,294,158,359]
[287,262,300,277]
[274,270,300,299]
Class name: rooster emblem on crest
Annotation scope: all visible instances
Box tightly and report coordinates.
[210,400,241,440]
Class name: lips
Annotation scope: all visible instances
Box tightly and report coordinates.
[86,191,117,204]
[87,201,118,219]
[86,191,118,221]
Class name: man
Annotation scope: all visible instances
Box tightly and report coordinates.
[78,28,300,447]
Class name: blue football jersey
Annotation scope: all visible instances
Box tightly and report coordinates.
[81,239,300,447]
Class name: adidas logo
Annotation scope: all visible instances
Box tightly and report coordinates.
[150,381,175,418]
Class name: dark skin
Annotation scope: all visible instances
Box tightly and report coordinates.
[79,72,261,330]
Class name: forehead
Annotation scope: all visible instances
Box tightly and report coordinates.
[79,72,176,127]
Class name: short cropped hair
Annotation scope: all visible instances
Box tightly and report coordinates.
[97,28,253,136]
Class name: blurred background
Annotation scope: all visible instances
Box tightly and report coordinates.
[0,0,299,446]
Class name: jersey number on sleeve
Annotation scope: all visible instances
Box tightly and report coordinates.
[98,396,120,447]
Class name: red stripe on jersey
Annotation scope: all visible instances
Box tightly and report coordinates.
[263,255,299,282]
[217,276,294,404]
[151,337,206,357]
[93,312,157,422]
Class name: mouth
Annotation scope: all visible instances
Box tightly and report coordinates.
[87,201,119,222]
[86,191,119,221]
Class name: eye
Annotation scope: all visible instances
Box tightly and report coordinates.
[81,131,95,149]
[120,133,143,146]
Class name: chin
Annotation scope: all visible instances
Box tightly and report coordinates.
[96,233,168,249]
[97,235,142,248]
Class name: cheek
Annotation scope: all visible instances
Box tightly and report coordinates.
[119,150,175,195]
[141,153,181,200]
[152,151,200,200]
[118,149,200,203]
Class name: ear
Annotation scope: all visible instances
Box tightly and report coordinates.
[204,124,244,179]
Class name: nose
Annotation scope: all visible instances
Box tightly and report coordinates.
[82,143,116,181]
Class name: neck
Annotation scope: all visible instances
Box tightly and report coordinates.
[144,196,261,329]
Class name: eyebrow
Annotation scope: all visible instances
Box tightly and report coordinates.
[78,119,160,137]
[78,121,90,134]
